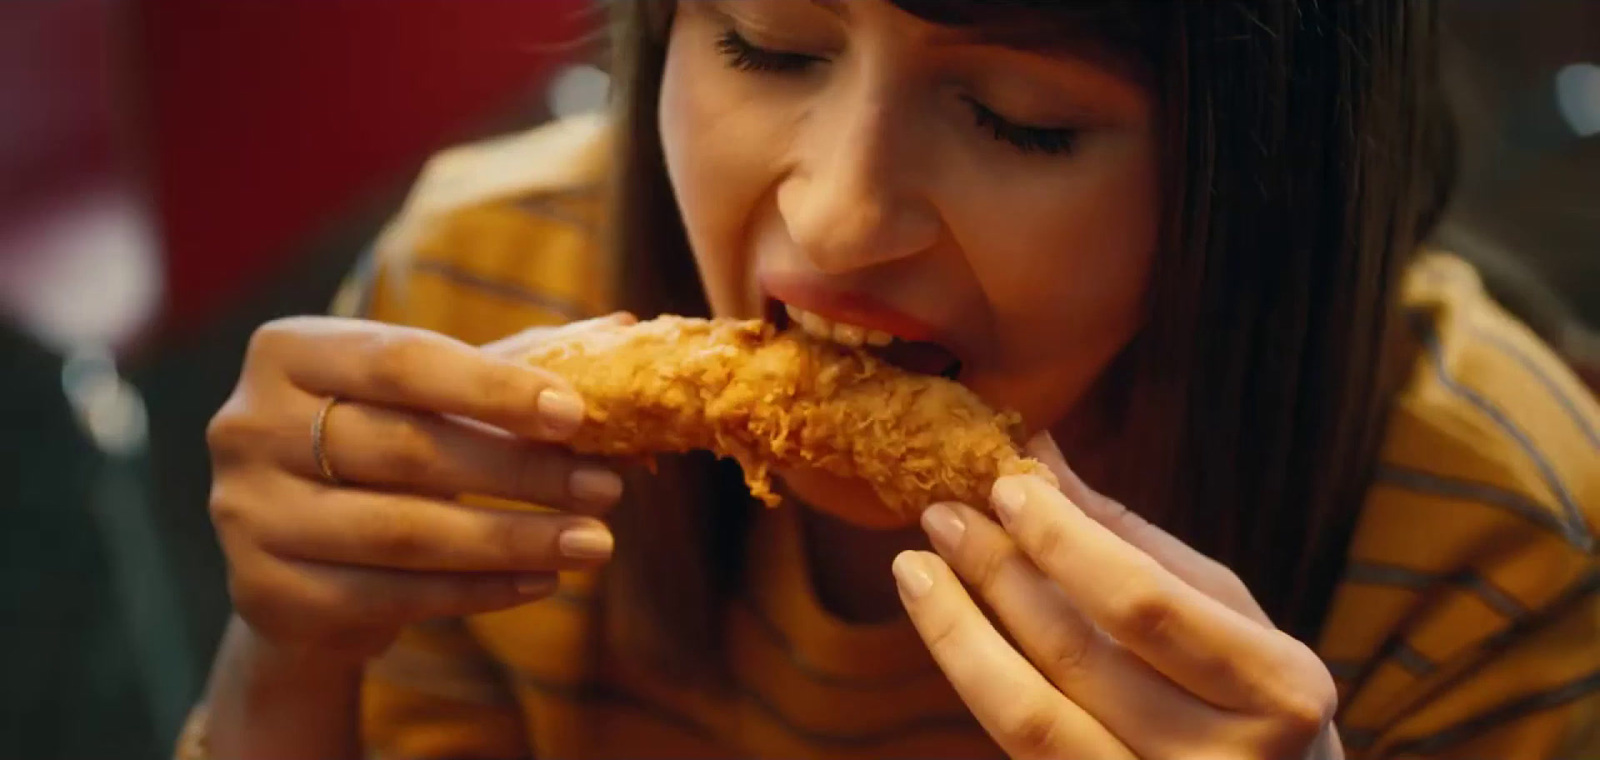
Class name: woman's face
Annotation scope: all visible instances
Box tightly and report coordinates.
[659,0,1160,527]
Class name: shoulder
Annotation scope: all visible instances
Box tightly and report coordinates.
[1380,251,1598,549]
[1318,252,1600,752]
[334,114,618,343]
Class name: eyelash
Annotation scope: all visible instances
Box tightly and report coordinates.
[714,29,821,73]
[713,29,1078,156]
[963,97,1078,156]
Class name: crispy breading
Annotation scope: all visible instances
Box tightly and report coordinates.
[520,316,1052,517]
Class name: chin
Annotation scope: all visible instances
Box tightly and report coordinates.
[775,467,922,531]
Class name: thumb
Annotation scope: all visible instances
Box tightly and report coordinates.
[1023,432,1268,622]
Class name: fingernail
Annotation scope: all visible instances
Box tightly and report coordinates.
[569,468,623,506]
[558,526,614,560]
[516,574,557,596]
[892,552,934,599]
[537,388,585,433]
[921,503,966,553]
[992,476,1028,523]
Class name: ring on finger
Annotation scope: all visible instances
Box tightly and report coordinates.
[311,396,345,485]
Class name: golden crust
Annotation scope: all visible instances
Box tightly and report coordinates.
[520,316,1052,517]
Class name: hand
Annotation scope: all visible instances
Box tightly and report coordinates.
[206,314,635,662]
[896,435,1343,759]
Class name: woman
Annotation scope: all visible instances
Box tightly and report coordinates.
[185,1,1600,758]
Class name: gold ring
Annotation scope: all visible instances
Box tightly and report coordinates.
[311,396,344,485]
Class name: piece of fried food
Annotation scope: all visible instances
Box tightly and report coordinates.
[519,315,1052,517]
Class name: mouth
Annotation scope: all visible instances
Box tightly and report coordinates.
[765,298,964,381]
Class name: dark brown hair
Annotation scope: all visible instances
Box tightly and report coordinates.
[600,0,1455,681]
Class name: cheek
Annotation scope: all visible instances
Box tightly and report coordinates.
[962,132,1161,422]
[659,29,774,318]
[993,160,1155,337]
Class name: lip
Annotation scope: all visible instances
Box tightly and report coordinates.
[759,272,953,347]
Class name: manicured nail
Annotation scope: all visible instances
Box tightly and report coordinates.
[569,468,623,506]
[992,476,1028,523]
[558,526,614,560]
[893,552,934,599]
[516,574,557,596]
[921,503,966,553]
[537,388,585,432]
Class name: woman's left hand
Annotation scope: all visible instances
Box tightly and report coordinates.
[897,435,1343,760]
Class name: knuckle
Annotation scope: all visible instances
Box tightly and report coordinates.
[365,333,428,397]
[246,317,320,366]
[206,407,277,460]
[305,594,367,635]
[1001,705,1066,758]
[472,363,535,413]
[205,398,263,453]
[1272,665,1338,738]
[1104,568,1176,644]
[1025,519,1071,568]
[921,613,963,656]
[208,490,244,532]
[1043,627,1094,682]
[245,318,294,358]
[367,514,431,564]
[308,574,369,619]
[967,545,1012,596]
[207,482,258,537]
[497,515,555,567]
[203,407,236,451]
[372,420,440,484]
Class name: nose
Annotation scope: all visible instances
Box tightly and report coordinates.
[777,93,940,274]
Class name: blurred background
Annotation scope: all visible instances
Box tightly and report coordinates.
[0,2,1594,758]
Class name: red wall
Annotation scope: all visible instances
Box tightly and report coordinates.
[136,0,591,327]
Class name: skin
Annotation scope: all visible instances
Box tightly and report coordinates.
[660,1,1343,757]
[199,315,636,758]
[197,2,1340,757]
[660,0,1160,531]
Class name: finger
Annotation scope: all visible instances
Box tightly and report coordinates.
[1025,434,1269,624]
[239,476,615,573]
[300,396,622,514]
[482,312,638,359]
[923,502,1228,756]
[266,317,585,441]
[255,555,560,642]
[991,474,1331,715]
[894,550,1134,760]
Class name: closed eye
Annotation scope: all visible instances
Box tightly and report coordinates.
[715,29,824,74]
[962,96,1078,156]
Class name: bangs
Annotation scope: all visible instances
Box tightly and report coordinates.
[885,0,1165,64]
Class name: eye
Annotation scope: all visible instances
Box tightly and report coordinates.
[963,96,1078,156]
[714,29,824,73]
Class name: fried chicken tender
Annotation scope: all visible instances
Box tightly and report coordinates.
[519,316,1053,517]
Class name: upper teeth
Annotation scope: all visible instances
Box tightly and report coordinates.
[784,304,894,347]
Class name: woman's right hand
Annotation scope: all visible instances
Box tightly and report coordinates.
[206,314,630,664]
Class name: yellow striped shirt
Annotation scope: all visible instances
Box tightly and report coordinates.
[341,117,1599,759]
